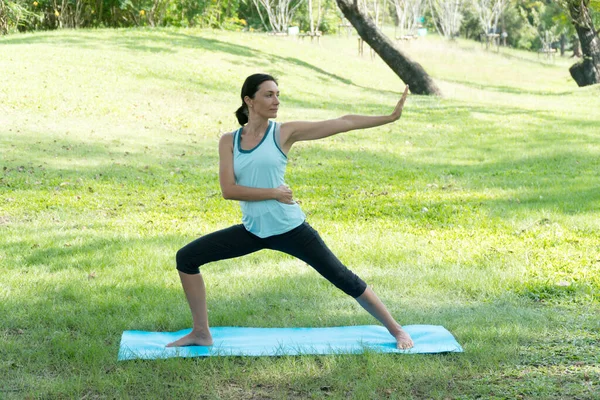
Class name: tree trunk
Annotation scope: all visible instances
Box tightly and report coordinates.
[567,0,600,86]
[572,35,582,57]
[0,0,8,35]
[309,0,314,35]
[335,0,441,95]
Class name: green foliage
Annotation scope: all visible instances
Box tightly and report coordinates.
[0,0,251,31]
[511,0,573,50]
[458,3,482,39]
[591,0,600,24]
[236,0,267,31]
[1,0,589,53]
[460,0,575,50]
[457,0,578,51]
[0,0,40,33]
[556,0,600,27]
[294,0,342,34]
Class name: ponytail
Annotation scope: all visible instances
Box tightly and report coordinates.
[235,104,249,126]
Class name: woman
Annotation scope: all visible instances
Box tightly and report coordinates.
[167,74,413,350]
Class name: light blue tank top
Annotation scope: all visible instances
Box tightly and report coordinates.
[233,120,306,238]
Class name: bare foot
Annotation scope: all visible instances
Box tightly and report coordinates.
[394,327,414,350]
[166,330,213,347]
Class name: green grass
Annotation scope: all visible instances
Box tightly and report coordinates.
[1,28,599,399]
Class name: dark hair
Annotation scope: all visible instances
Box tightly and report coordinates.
[235,73,278,125]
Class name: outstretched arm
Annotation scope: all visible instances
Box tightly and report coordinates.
[280,85,409,148]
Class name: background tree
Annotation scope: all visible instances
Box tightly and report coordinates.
[546,3,578,56]
[3,0,592,64]
[335,0,442,95]
[517,1,558,52]
[429,0,463,39]
[458,3,483,38]
[295,0,339,33]
[0,0,39,33]
[307,0,324,34]
[364,0,383,27]
[472,0,509,39]
[557,0,600,86]
[252,0,304,32]
[387,0,425,36]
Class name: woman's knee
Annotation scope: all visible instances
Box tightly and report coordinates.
[349,279,368,298]
[323,264,367,298]
[175,247,200,275]
[336,273,367,298]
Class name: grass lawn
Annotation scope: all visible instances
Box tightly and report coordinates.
[1,28,599,399]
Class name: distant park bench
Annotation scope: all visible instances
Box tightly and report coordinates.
[357,37,376,59]
[538,47,557,62]
[298,32,321,44]
[338,23,353,37]
[483,33,500,51]
[395,34,418,41]
[267,32,288,37]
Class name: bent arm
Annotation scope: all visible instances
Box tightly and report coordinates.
[281,85,409,147]
[218,133,291,203]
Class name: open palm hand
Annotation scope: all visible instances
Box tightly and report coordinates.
[390,85,410,121]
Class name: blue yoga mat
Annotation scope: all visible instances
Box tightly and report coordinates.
[118,325,462,360]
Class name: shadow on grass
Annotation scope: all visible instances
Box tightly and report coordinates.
[2,279,597,399]
[0,257,578,336]
[1,29,412,97]
[2,199,598,396]
[278,56,353,85]
[0,131,220,185]
[2,103,599,226]
[0,29,256,57]
[454,42,572,70]
[17,233,180,273]
[443,78,576,96]
[496,49,574,69]
[2,268,598,369]
[290,142,600,217]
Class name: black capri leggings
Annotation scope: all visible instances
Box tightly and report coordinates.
[176,221,367,298]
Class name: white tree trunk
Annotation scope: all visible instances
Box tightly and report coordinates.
[429,0,462,39]
[472,0,506,35]
[387,0,424,37]
[253,0,304,32]
[308,0,314,33]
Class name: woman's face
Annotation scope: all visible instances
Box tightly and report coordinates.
[246,80,280,120]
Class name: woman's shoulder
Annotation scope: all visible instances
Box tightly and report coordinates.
[221,128,241,139]
[219,130,236,146]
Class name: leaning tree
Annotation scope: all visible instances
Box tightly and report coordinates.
[335,0,442,95]
[559,0,600,86]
